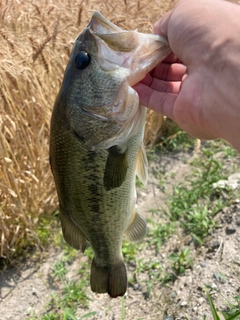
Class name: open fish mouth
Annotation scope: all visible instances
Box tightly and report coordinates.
[89,11,171,86]
[82,12,170,150]
[65,12,171,150]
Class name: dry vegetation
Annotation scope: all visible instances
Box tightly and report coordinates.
[0,0,177,260]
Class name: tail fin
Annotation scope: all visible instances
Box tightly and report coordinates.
[90,258,127,298]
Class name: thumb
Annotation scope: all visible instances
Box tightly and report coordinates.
[153,10,173,36]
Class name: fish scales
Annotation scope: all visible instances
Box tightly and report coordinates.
[51,108,142,257]
[49,11,171,298]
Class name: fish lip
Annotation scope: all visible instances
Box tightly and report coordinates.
[89,11,122,34]
[87,12,171,86]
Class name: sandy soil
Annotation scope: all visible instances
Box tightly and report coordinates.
[1,149,240,320]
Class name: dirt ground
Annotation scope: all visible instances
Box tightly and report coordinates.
[1,149,239,320]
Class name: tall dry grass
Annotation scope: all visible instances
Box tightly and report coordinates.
[0,0,176,260]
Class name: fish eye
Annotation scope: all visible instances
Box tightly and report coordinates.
[74,51,90,69]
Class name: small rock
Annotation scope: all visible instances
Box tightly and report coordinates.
[211,283,218,290]
[213,173,240,190]
[226,225,236,235]
[163,317,174,320]
[133,283,139,291]
[193,306,198,312]
[227,181,239,189]
[229,173,240,183]
[200,262,207,268]
[26,307,32,315]
[213,272,226,283]
[180,301,188,307]
[32,287,38,296]
[198,297,205,305]
[236,219,240,226]
[213,180,226,189]
[209,240,221,251]
[143,291,150,299]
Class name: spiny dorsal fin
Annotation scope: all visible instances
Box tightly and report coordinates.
[59,212,87,253]
[104,146,128,191]
[136,143,148,186]
[124,208,147,243]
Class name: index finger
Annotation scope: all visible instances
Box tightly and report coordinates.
[152,62,187,81]
[163,52,183,64]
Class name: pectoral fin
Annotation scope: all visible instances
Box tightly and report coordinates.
[136,143,148,185]
[59,212,87,252]
[104,146,128,191]
[124,209,147,243]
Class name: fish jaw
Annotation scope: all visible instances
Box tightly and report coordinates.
[89,11,171,86]
[78,11,171,149]
[91,87,146,150]
[88,10,123,34]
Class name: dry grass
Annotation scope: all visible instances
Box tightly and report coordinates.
[0,0,176,260]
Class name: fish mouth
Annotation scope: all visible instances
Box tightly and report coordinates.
[88,11,171,86]
[78,12,171,150]
[88,11,123,34]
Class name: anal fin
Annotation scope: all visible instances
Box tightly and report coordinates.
[59,212,87,252]
[90,258,127,298]
[124,209,147,243]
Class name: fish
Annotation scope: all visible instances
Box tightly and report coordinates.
[49,11,171,298]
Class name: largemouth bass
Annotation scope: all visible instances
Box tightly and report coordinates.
[49,11,170,298]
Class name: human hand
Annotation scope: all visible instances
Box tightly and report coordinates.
[134,0,240,151]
